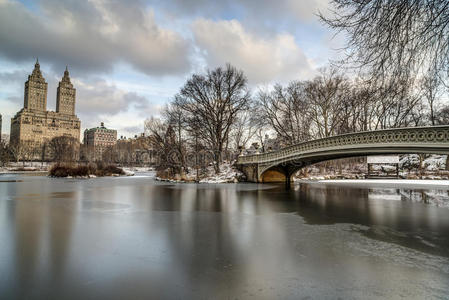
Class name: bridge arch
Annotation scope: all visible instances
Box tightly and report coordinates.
[259,166,291,183]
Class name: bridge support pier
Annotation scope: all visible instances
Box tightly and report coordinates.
[282,166,293,190]
[238,164,295,189]
[285,174,291,190]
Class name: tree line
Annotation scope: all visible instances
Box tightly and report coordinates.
[1,64,447,173]
[145,64,449,177]
[0,135,155,168]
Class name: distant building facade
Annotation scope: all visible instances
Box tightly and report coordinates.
[10,60,81,157]
[83,122,117,161]
[115,133,157,165]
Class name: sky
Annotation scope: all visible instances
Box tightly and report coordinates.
[0,0,344,138]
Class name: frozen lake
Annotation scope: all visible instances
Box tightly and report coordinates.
[0,173,448,299]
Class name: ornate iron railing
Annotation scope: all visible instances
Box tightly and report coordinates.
[237,126,449,165]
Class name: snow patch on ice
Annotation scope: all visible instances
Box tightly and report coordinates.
[313,179,449,186]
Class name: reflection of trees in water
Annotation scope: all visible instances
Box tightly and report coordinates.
[295,184,372,225]
[297,184,449,257]
[48,191,77,291]
[399,189,449,207]
[140,185,299,297]
[149,184,298,214]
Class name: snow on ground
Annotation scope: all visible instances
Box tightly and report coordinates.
[155,163,244,183]
[198,163,243,183]
[121,166,155,172]
[0,167,48,174]
[121,167,156,176]
[422,155,447,171]
[400,154,447,170]
[122,169,135,176]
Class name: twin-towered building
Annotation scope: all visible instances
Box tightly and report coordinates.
[10,60,81,152]
[9,60,123,161]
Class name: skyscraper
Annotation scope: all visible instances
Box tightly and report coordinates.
[56,66,76,115]
[10,60,81,158]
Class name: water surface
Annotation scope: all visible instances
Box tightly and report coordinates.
[0,173,448,299]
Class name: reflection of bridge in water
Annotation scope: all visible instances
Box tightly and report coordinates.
[236,126,449,188]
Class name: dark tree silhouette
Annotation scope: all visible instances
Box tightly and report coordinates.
[321,0,449,86]
[48,136,79,163]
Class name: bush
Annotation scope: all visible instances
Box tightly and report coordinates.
[101,165,125,176]
[49,165,69,177]
[49,163,124,177]
[72,165,89,177]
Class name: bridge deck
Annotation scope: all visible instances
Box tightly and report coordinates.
[237,126,449,165]
[236,126,449,184]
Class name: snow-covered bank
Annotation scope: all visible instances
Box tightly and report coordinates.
[155,163,245,183]
[122,167,154,173]
[302,179,449,189]
[0,166,48,174]
[198,164,243,183]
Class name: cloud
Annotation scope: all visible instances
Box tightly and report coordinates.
[70,77,159,135]
[0,69,28,84]
[122,125,142,135]
[0,0,192,76]
[74,77,158,116]
[0,0,336,136]
[192,19,316,84]
[243,0,329,22]
[156,0,328,22]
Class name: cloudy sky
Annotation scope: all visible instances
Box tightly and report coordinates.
[0,0,344,138]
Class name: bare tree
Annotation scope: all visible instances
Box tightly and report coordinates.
[304,69,349,138]
[258,81,311,145]
[421,72,444,125]
[321,0,449,87]
[230,106,261,150]
[0,140,11,167]
[436,105,449,125]
[176,64,250,173]
[9,141,34,165]
[144,117,184,173]
[377,82,422,128]
[163,102,187,171]
[48,136,79,163]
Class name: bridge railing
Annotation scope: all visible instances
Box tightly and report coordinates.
[237,126,449,164]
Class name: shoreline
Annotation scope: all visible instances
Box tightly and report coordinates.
[0,170,48,175]
[3,171,448,188]
[300,179,449,189]
[155,176,449,188]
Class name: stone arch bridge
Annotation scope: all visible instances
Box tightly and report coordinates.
[236,126,449,188]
